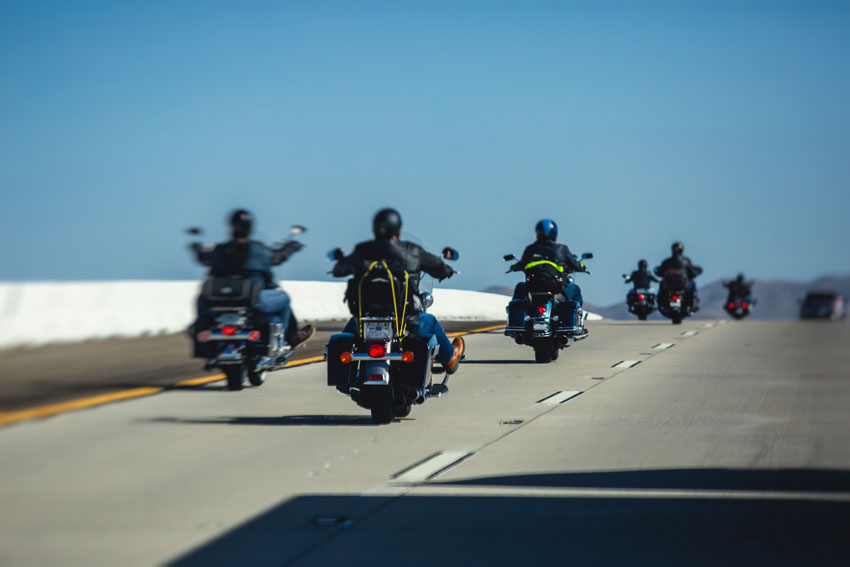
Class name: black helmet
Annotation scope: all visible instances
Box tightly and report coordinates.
[535,219,558,241]
[373,208,402,239]
[638,259,648,270]
[229,209,253,239]
[736,273,745,282]
[672,241,684,255]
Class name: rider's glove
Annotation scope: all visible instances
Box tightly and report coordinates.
[281,240,304,256]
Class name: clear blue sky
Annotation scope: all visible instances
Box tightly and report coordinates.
[2,0,848,305]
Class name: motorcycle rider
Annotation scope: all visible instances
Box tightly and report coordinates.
[624,259,659,301]
[190,209,314,349]
[655,241,703,311]
[509,219,588,331]
[625,259,659,289]
[724,273,754,302]
[332,208,465,374]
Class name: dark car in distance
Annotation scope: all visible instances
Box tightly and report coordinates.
[800,292,846,320]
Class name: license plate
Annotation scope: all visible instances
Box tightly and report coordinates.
[363,323,393,340]
[671,300,681,308]
[533,322,549,331]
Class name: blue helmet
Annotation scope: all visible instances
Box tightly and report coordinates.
[535,219,558,241]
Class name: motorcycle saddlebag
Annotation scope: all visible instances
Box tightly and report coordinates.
[399,336,432,390]
[326,333,355,387]
[201,276,262,308]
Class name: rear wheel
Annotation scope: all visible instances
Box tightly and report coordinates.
[393,403,412,418]
[534,343,554,363]
[637,314,647,321]
[248,370,266,386]
[224,366,246,391]
[370,388,394,424]
[551,348,560,361]
[671,315,683,325]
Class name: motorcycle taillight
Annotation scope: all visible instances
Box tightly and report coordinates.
[537,305,546,315]
[368,343,387,358]
[638,294,645,301]
[221,325,237,336]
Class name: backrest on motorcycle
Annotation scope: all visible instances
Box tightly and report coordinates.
[663,271,688,291]
[202,275,262,309]
[525,263,564,294]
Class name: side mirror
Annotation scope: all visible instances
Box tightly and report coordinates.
[581,252,593,260]
[420,292,434,309]
[503,254,517,262]
[185,227,204,236]
[442,247,460,261]
[289,225,307,236]
[327,248,344,261]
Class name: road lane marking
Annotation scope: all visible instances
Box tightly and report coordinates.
[0,327,500,427]
[392,451,472,483]
[0,387,164,426]
[415,485,850,502]
[447,324,504,337]
[536,390,583,405]
[652,343,675,350]
[612,360,641,369]
[681,330,699,337]
[704,322,715,328]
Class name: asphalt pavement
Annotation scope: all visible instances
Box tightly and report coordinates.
[0,319,848,566]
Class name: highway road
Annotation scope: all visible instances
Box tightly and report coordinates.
[1,319,848,566]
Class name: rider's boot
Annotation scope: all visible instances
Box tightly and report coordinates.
[443,337,465,375]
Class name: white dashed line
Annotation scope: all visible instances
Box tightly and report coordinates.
[612,360,641,369]
[681,330,698,337]
[391,451,472,483]
[652,343,675,350]
[536,390,583,406]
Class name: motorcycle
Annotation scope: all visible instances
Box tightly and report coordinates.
[187,225,307,391]
[622,275,656,321]
[654,267,693,325]
[324,246,460,424]
[503,252,593,363]
[724,294,754,320]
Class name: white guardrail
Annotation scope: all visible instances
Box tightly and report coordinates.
[0,281,596,349]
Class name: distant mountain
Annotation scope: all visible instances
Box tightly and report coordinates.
[485,275,850,321]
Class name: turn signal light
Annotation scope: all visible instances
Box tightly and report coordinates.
[248,331,261,341]
[221,325,237,336]
[728,302,734,309]
[368,343,387,358]
[402,351,415,363]
[197,331,212,342]
[742,302,749,309]
[340,352,353,364]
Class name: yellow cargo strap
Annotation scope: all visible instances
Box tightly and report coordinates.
[523,260,564,272]
[357,261,410,338]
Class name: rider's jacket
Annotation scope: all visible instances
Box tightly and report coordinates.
[657,253,702,281]
[511,241,583,274]
[194,239,297,289]
[332,238,454,297]
[724,280,753,297]
[626,269,659,289]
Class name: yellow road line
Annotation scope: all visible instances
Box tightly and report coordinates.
[447,324,505,337]
[0,387,163,426]
[0,324,505,428]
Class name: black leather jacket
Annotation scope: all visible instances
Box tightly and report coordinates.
[511,240,584,273]
[625,269,659,289]
[332,238,454,297]
[656,254,703,281]
[724,280,753,297]
[193,239,300,289]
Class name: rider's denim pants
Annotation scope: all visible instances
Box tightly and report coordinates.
[342,312,455,364]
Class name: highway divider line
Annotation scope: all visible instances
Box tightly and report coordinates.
[0,387,164,426]
[612,360,641,369]
[392,451,473,483]
[0,326,504,428]
[652,343,675,350]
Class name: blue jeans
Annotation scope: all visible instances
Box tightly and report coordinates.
[343,312,455,364]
